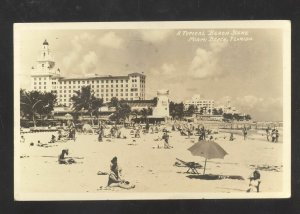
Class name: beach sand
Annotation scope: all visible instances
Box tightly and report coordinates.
[16,128,283,196]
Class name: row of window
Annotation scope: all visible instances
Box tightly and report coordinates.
[58,97,136,103]
[59,92,139,98]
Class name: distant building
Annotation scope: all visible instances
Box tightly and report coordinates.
[219,100,239,114]
[30,40,146,107]
[184,95,215,115]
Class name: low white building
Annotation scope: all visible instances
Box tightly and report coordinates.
[184,95,215,115]
[152,89,170,117]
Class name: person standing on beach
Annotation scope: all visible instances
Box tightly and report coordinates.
[242,126,247,140]
[275,129,279,143]
[162,131,171,149]
[98,125,104,142]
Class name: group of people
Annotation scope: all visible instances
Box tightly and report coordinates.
[266,127,280,143]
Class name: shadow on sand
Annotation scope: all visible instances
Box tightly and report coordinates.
[187,174,244,180]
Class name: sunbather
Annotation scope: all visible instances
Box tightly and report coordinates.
[107,157,135,189]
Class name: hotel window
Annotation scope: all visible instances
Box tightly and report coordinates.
[111,89,113,92]
[73,86,76,88]
[121,80,123,83]
[101,85,104,88]
[34,86,36,89]
[87,81,89,84]
[106,94,108,97]
[44,86,46,89]
[106,98,109,101]
[126,84,128,87]
[106,89,108,92]
[69,86,71,88]
[64,90,66,93]
[111,80,113,83]
[101,80,104,83]
[34,78,36,80]
[69,81,71,84]
[39,82,41,85]
[126,80,128,83]
[34,82,36,85]
[116,85,118,88]
[126,89,128,92]
[116,80,118,83]
[121,93,123,96]
[82,81,85,84]
[106,80,108,83]
[101,89,104,92]
[96,89,99,92]
[92,85,94,88]
[116,89,118,92]
[39,78,41,80]
[97,85,99,88]
[92,81,94,83]
[111,85,113,88]
[64,99,66,102]
[135,93,138,96]
[121,89,123,92]
[69,90,71,93]
[111,94,113,97]
[121,85,123,87]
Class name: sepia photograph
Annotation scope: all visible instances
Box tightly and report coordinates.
[14,21,291,200]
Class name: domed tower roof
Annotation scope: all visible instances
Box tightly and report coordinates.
[43,39,49,45]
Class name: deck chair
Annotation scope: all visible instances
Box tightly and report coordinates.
[176,158,202,174]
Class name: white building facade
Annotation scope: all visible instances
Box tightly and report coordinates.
[152,89,170,117]
[30,40,146,107]
[184,95,215,115]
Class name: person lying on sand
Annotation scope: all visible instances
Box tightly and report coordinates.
[247,169,261,192]
[107,157,135,189]
[58,149,76,164]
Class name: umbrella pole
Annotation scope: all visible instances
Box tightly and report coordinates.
[203,158,207,175]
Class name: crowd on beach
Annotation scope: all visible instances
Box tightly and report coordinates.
[20,119,281,192]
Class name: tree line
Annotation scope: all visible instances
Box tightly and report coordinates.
[20,86,252,127]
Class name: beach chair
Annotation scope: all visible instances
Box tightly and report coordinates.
[176,158,202,174]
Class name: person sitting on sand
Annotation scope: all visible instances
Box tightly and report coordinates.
[49,135,56,144]
[58,149,76,164]
[247,169,261,192]
[107,157,135,189]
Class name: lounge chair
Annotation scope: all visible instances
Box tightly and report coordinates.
[176,158,202,174]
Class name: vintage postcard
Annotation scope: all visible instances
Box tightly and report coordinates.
[14,21,291,200]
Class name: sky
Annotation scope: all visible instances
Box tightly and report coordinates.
[16,27,284,121]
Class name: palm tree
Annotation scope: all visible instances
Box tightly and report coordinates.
[20,90,56,127]
[70,86,103,126]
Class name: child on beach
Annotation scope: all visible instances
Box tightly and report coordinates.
[247,169,261,192]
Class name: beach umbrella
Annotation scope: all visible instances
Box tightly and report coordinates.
[64,113,73,120]
[188,140,228,175]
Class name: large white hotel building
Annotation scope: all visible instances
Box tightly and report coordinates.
[30,40,146,107]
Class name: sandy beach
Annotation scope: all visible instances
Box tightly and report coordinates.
[16,127,284,196]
